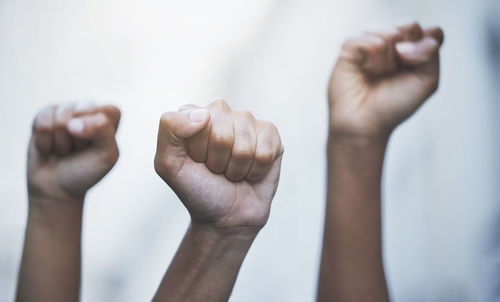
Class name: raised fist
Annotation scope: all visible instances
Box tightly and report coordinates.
[329,22,444,138]
[28,103,121,202]
[154,99,284,232]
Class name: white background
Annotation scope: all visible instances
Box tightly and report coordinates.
[1,0,499,301]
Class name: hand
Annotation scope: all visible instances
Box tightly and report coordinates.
[28,103,121,203]
[154,99,284,233]
[329,22,444,139]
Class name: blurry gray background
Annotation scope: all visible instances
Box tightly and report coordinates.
[1,0,499,301]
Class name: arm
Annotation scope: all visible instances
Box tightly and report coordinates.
[317,22,444,302]
[16,103,121,302]
[320,136,389,302]
[153,100,283,302]
[153,223,256,301]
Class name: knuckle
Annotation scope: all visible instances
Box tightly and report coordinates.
[102,146,119,165]
[94,113,110,129]
[260,121,279,136]
[385,27,400,36]
[370,37,386,52]
[254,149,274,165]
[33,117,53,133]
[159,112,171,125]
[54,116,67,128]
[234,110,255,121]
[210,98,230,109]
[231,146,254,161]
[225,166,246,182]
[210,131,233,149]
[341,38,358,52]
[408,21,420,29]
[226,173,244,182]
[33,107,54,132]
[341,35,385,57]
[159,112,176,131]
[255,122,282,162]
[74,101,98,112]
[398,21,420,31]
[206,159,227,174]
[235,123,255,142]
[111,106,121,120]
[55,104,73,124]
[382,28,402,42]
[38,105,54,117]
[408,22,423,36]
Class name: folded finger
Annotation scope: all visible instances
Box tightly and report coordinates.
[54,104,75,156]
[32,106,56,154]
[225,111,257,182]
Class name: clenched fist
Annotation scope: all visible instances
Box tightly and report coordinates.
[18,103,120,302]
[154,99,284,231]
[329,22,444,138]
[28,103,121,203]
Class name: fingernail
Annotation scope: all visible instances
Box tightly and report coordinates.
[67,118,85,134]
[189,109,209,123]
[396,42,415,53]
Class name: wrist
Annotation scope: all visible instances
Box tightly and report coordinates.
[328,132,389,148]
[329,110,396,143]
[183,221,256,268]
[327,131,389,166]
[153,220,256,301]
[27,195,85,230]
[186,221,259,259]
[28,183,86,206]
[328,120,391,151]
[190,220,259,243]
[329,126,391,144]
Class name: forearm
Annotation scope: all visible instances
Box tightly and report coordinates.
[153,222,257,302]
[317,134,389,302]
[16,197,84,302]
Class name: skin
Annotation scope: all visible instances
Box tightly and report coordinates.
[16,103,121,302]
[153,99,284,302]
[317,22,444,302]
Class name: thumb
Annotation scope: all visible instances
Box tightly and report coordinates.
[158,109,210,148]
[395,36,440,66]
[155,108,210,181]
[66,112,117,149]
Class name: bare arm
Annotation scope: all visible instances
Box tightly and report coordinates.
[17,198,84,302]
[152,100,283,302]
[318,22,444,302]
[16,103,121,302]
[319,136,389,301]
[153,223,256,301]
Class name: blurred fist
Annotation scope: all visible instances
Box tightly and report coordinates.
[329,22,444,138]
[154,99,284,231]
[28,103,121,202]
